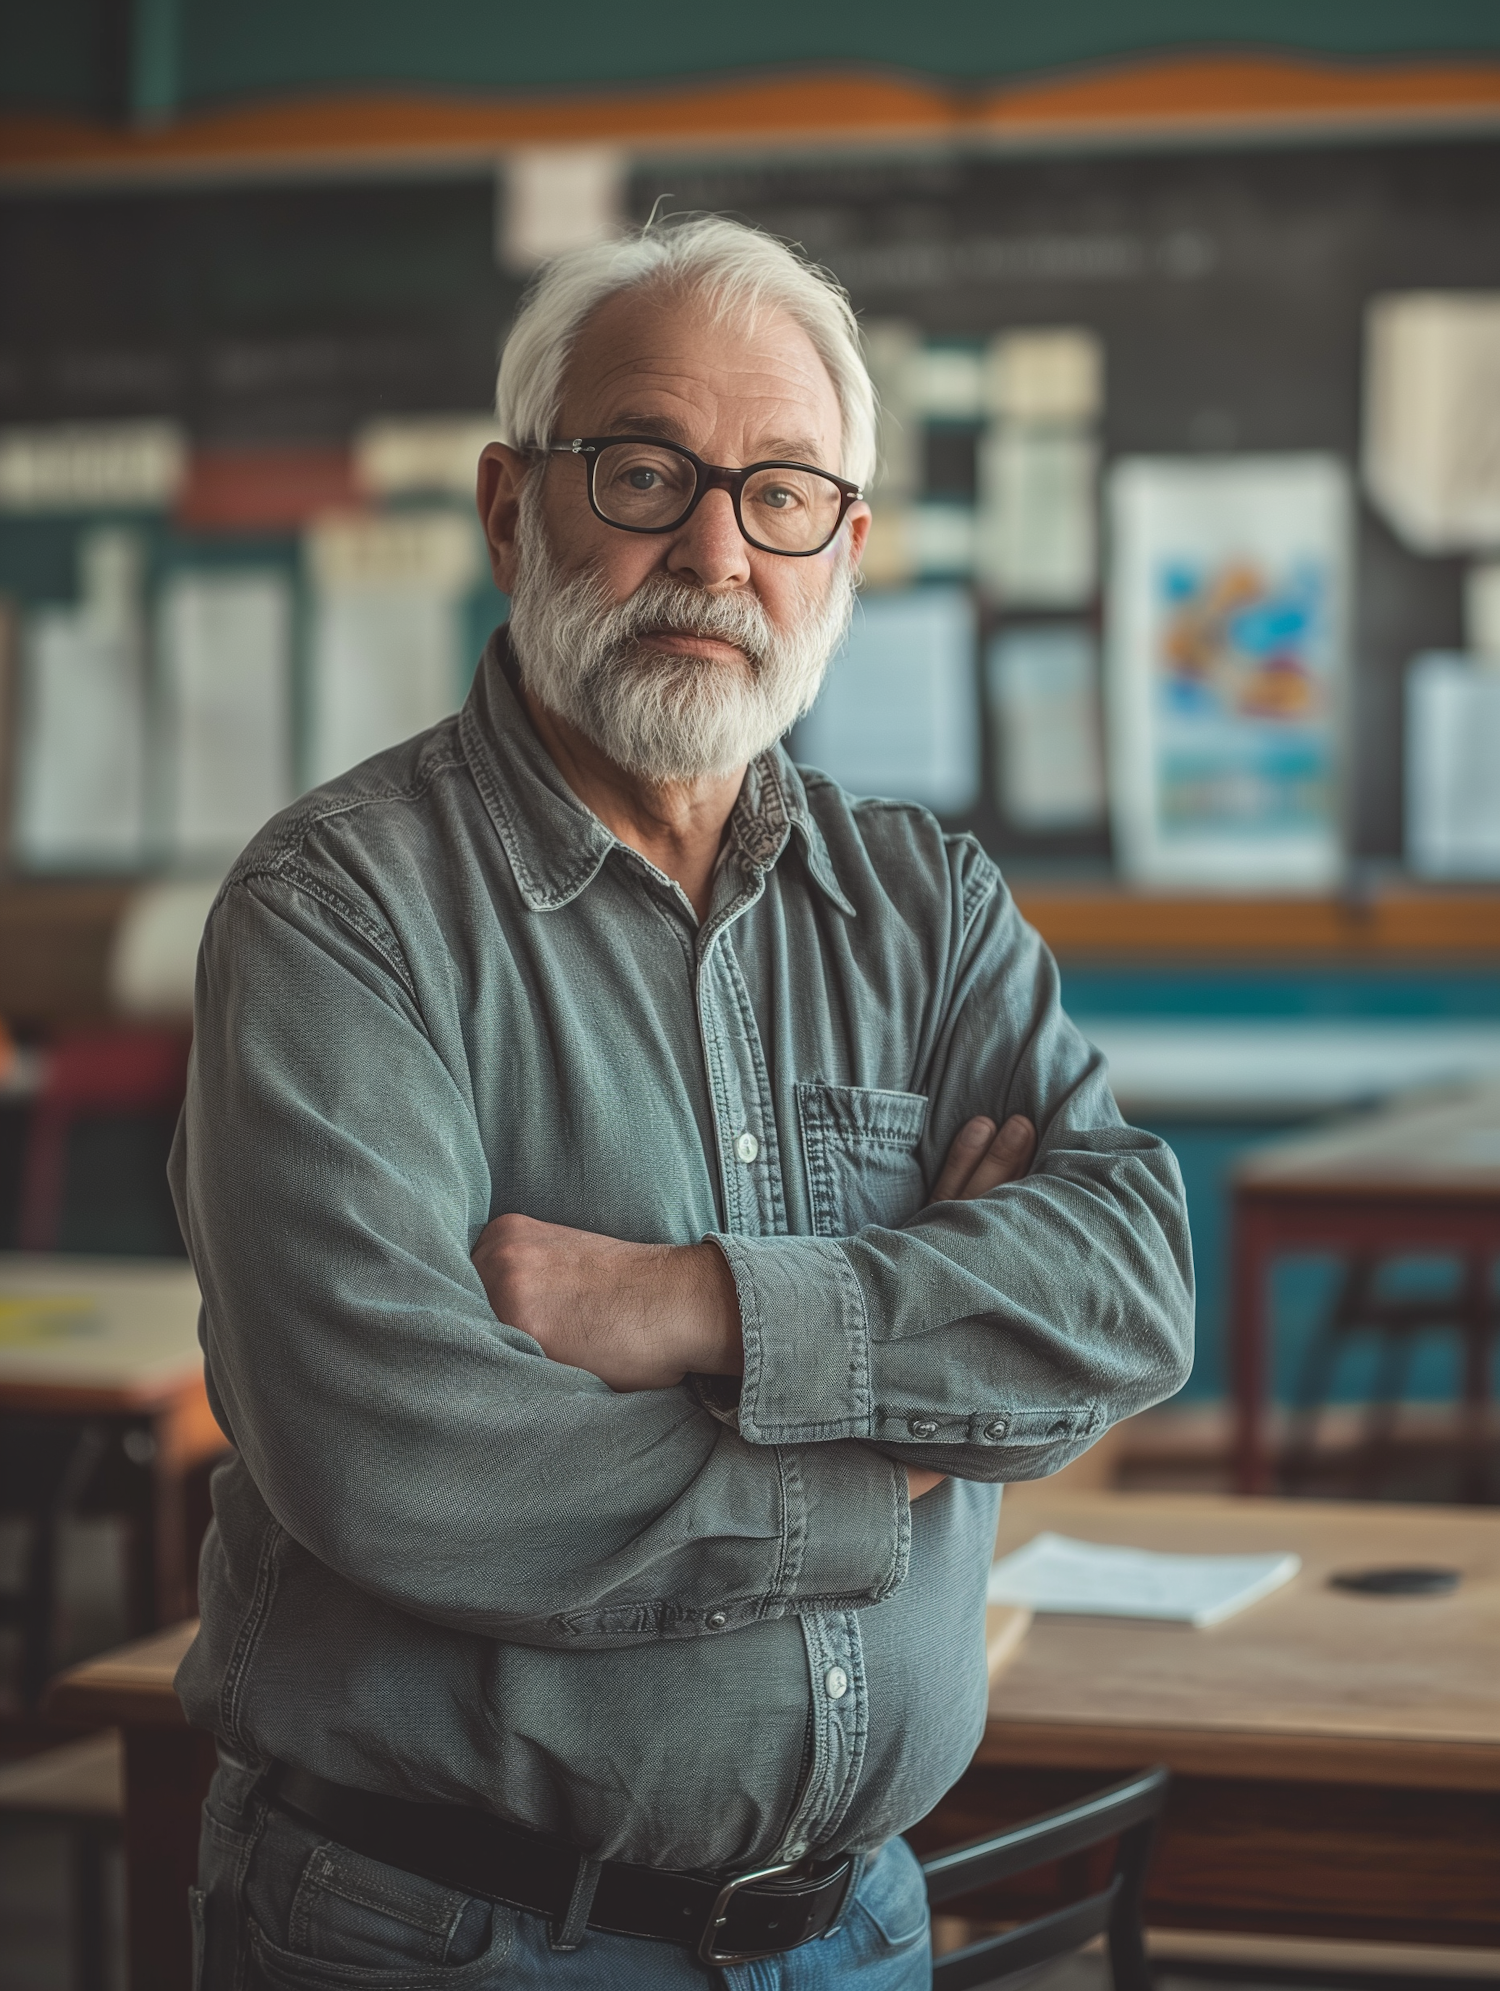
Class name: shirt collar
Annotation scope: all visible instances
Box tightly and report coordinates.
[459,627,855,917]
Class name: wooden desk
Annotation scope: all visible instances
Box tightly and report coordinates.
[54,1491,1500,1987]
[924,1489,1500,1953]
[0,1257,226,1629]
[50,1621,211,1991]
[1229,1084,1500,1496]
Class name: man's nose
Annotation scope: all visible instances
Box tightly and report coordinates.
[665,487,752,590]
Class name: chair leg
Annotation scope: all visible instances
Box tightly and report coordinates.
[18,1425,107,1707]
[1358,1326,1416,1499]
[1283,1257,1371,1493]
[71,1823,110,1991]
[1459,1256,1493,1505]
[1105,1817,1158,1991]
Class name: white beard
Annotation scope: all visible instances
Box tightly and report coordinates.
[505,487,857,784]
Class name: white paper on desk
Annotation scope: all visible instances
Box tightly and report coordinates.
[793,586,979,815]
[988,1533,1300,1628]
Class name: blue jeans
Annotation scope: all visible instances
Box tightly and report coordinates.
[193,1752,931,1990]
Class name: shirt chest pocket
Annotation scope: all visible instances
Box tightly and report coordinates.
[796,1082,929,1239]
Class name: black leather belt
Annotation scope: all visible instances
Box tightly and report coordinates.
[265,1762,854,1967]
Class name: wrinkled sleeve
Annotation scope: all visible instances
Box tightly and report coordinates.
[171,875,907,1647]
[717,856,1195,1481]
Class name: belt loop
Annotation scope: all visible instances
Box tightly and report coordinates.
[549,1854,602,1953]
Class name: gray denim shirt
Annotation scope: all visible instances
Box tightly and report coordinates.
[170,631,1193,1872]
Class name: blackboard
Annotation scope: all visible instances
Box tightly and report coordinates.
[5,133,1500,863]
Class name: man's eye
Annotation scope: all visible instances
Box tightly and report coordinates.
[761,484,799,510]
[624,467,662,490]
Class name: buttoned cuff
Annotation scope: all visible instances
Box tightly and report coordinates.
[710,1232,873,1444]
[775,1438,909,1606]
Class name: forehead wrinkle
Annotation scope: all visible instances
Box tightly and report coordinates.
[559,296,843,467]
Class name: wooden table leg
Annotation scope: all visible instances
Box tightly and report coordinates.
[122,1724,217,1991]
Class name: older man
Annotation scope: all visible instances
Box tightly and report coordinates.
[174,216,1193,1989]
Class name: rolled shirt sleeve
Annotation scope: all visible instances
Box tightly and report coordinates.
[718,858,1196,1478]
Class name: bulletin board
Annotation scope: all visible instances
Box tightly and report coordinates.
[4,132,1500,868]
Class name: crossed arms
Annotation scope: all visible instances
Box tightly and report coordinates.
[472,1112,1038,1501]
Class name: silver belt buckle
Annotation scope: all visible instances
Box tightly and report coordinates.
[696,1858,804,1966]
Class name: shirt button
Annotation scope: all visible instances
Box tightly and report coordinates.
[983,1418,1009,1441]
[735,1132,760,1164]
[707,1611,727,1629]
[824,1666,848,1700]
[783,1841,808,1861]
[907,1417,939,1440]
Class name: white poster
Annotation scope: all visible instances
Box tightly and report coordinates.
[793,586,979,816]
[1406,654,1500,879]
[986,625,1106,831]
[160,569,294,865]
[1107,455,1351,889]
[1364,293,1500,553]
[305,510,482,786]
[12,529,149,871]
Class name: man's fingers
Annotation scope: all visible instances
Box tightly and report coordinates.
[928,1116,995,1204]
[958,1115,1037,1199]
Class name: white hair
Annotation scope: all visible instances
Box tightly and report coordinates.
[495,214,876,490]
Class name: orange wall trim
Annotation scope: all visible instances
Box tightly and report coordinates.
[4,53,1500,183]
[1012,887,1500,961]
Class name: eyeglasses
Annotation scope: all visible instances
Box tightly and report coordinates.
[541,436,863,557]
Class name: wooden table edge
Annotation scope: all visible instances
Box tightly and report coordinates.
[0,1375,206,1414]
[978,1718,1500,1791]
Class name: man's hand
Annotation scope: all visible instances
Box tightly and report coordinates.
[472,1214,741,1392]
[927,1113,1036,1205]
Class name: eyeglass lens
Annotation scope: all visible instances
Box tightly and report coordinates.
[590,441,844,552]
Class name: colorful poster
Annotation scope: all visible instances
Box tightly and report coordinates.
[1107,456,1351,888]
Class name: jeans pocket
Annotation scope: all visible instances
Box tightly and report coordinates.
[243,1806,511,1990]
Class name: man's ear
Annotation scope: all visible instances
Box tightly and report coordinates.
[845,500,872,570]
[477,443,533,594]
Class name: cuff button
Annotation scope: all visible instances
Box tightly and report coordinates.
[907,1416,939,1440]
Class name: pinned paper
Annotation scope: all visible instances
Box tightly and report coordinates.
[13,528,149,871]
[499,148,625,271]
[1465,562,1500,666]
[160,570,294,864]
[305,510,484,786]
[794,586,979,816]
[986,626,1106,831]
[1406,653,1500,879]
[0,421,186,512]
[1364,293,1500,553]
[977,427,1097,605]
[984,328,1103,422]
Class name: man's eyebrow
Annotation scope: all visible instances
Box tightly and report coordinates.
[596,415,833,466]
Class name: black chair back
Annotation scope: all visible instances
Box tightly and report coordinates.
[916,1764,1169,1991]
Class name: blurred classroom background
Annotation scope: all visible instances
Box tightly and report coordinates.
[3,5,1500,1983]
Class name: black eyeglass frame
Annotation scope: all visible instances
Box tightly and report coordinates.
[539,436,864,557]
